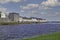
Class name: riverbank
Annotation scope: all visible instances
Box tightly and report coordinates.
[23,32,60,40]
[0,22,19,25]
[0,22,47,25]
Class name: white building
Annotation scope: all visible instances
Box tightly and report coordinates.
[0,12,10,22]
[31,19,38,22]
[19,17,38,22]
[0,12,9,18]
[20,18,32,22]
[19,17,23,22]
[1,12,6,18]
[39,20,47,22]
[19,17,47,23]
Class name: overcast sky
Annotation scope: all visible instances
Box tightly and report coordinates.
[0,0,60,21]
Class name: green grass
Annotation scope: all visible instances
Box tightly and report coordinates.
[23,32,60,40]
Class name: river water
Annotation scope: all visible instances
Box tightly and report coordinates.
[0,23,60,40]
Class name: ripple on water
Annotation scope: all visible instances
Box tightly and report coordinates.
[0,23,60,39]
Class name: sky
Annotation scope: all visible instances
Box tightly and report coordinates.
[0,0,60,21]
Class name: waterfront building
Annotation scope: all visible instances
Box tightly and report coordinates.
[31,19,38,22]
[0,12,47,23]
[9,13,19,22]
[0,12,7,18]
[19,16,47,22]
[0,12,10,22]
[21,17,32,22]
[39,19,47,22]
[19,16,23,22]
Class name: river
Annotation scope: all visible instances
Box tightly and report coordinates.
[0,23,60,40]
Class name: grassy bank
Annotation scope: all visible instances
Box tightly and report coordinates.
[0,21,47,25]
[0,22,19,25]
[0,22,41,25]
[23,32,60,40]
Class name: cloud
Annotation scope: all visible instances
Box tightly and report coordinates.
[20,10,25,12]
[19,0,60,21]
[40,12,47,15]
[20,0,58,11]
[0,7,9,15]
[20,4,39,17]
[0,7,7,12]
[55,12,60,15]
[39,0,60,10]
[39,5,52,10]
[0,0,26,4]
[41,0,60,7]
[0,7,9,13]
[20,2,60,14]
[39,0,60,9]
[20,2,60,15]
[20,3,53,16]
[20,4,39,10]
[31,10,38,13]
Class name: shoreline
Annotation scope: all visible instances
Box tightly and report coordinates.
[23,32,60,40]
[0,22,47,25]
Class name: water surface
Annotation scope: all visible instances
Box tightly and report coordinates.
[0,23,60,40]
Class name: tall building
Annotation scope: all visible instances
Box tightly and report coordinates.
[0,12,7,18]
[0,12,10,22]
[9,13,19,22]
